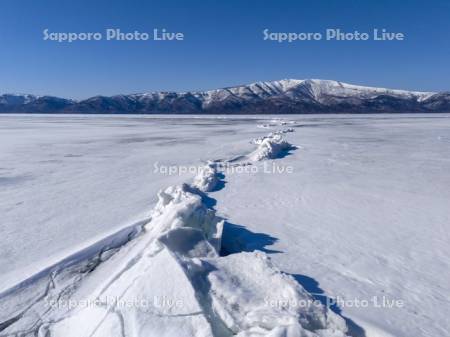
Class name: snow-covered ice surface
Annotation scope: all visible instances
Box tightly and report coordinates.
[214,115,450,337]
[0,115,258,292]
[1,114,449,337]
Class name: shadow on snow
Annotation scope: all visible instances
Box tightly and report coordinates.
[292,274,366,337]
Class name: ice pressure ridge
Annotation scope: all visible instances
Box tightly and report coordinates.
[0,120,349,337]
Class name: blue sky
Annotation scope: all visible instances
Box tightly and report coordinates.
[1,0,449,99]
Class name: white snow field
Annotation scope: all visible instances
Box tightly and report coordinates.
[0,114,449,337]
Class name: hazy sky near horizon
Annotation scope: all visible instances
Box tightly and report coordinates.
[1,0,449,99]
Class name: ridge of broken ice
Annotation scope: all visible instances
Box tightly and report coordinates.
[0,121,348,337]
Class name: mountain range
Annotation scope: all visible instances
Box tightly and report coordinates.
[1,79,449,114]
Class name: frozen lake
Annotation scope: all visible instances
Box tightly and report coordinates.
[1,114,449,337]
[0,115,265,291]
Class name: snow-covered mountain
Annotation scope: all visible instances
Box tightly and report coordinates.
[0,94,75,113]
[1,79,449,113]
